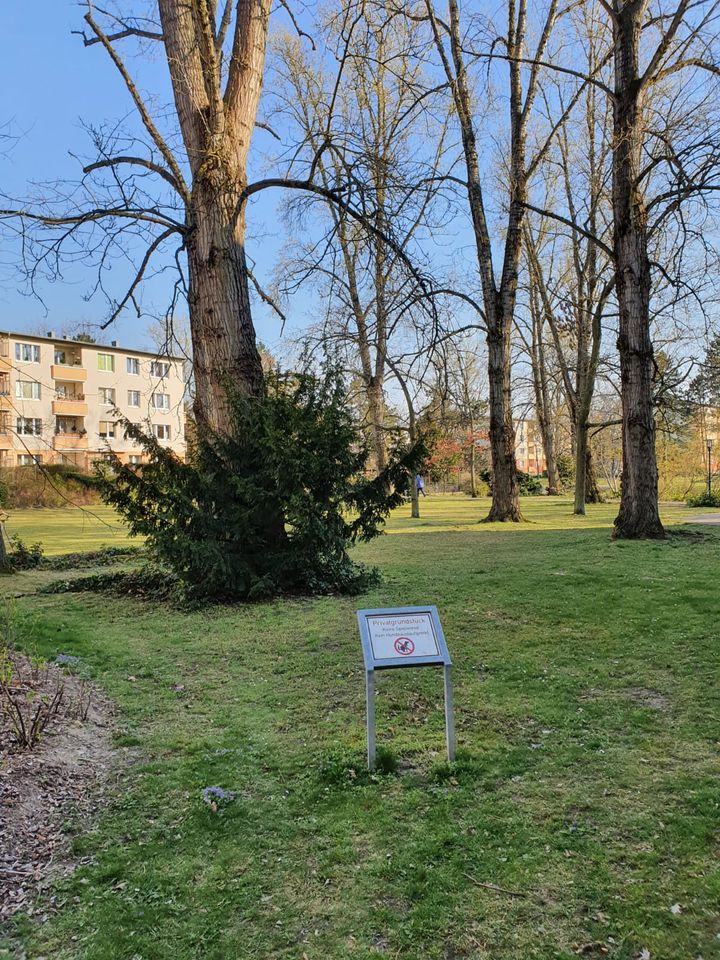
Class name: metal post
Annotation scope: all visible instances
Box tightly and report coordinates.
[443,664,456,762]
[366,669,376,771]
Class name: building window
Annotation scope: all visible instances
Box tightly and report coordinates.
[128,455,142,464]
[127,390,140,407]
[18,454,43,466]
[126,357,140,375]
[97,353,114,372]
[16,380,41,401]
[15,342,40,363]
[0,413,8,435]
[16,417,43,436]
[99,420,116,439]
[152,392,170,410]
[150,361,170,378]
[99,387,116,405]
[56,417,81,434]
[153,424,171,440]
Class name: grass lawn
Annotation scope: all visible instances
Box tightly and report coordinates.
[3,497,720,959]
[4,505,134,555]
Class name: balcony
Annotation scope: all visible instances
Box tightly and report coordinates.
[51,363,87,382]
[53,433,88,451]
[52,398,89,417]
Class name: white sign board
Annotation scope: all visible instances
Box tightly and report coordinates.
[366,612,440,661]
[357,606,455,770]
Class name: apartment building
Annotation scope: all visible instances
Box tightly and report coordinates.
[514,419,547,475]
[0,331,186,469]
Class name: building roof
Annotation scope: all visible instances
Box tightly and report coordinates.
[1,329,185,363]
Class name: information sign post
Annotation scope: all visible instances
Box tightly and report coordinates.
[356,606,455,770]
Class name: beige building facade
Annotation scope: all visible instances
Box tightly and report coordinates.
[514,419,547,475]
[0,331,186,469]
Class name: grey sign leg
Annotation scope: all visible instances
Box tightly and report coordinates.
[366,669,376,771]
[443,664,456,762]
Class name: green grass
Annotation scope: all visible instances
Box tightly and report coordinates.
[4,505,134,555]
[3,497,720,959]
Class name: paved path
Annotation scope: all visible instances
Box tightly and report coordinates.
[684,513,720,525]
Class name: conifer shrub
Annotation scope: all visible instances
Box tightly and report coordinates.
[95,371,423,601]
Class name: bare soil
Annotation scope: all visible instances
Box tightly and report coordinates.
[0,658,119,925]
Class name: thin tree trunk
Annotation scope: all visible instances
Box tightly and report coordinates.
[366,377,387,473]
[611,4,664,539]
[0,521,13,574]
[428,0,524,522]
[469,426,477,497]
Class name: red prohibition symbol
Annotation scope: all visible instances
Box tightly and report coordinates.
[394,636,415,656]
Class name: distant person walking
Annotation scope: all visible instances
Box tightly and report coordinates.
[415,474,426,497]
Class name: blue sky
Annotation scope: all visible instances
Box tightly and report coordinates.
[0,1,288,353]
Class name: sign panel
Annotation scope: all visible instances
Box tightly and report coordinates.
[367,611,439,661]
[356,605,455,769]
[357,606,451,670]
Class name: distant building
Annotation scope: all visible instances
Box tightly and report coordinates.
[514,419,547,475]
[0,331,186,469]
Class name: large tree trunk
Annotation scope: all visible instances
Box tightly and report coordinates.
[585,446,602,503]
[573,422,603,512]
[486,322,521,520]
[186,185,264,434]
[611,5,665,539]
[158,0,270,436]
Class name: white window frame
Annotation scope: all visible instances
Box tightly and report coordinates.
[18,454,43,466]
[152,392,170,410]
[99,387,116,406]
[127,390,140,407]
[97,353,115,372]
[15,342,40,363]
[98,420,116,439]
[16,417,43,437]
[16,380,41,401]
[150,361,171,378]
[126,357,140,375]
[153,423,171,441]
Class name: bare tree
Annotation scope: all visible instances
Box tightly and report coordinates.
[421,0,584,521]
[2,2,276,435]
[607,0,720,538]
[271,8,446,474]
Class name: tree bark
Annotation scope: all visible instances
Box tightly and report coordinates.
[486,323,521,520]
[611,3,665,539]
[366,375,387,473]
[585,446,602,503]
[186,183,264,432]
[158,0,270,436]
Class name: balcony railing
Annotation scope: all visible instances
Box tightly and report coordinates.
[51,363,88,382]
[52,398,89,417]
[53,433,88,450]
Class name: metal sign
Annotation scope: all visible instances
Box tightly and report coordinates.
[357,606,455,770]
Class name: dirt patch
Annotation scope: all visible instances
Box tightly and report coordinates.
[0,657,120,923]
[580,686,670,711]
